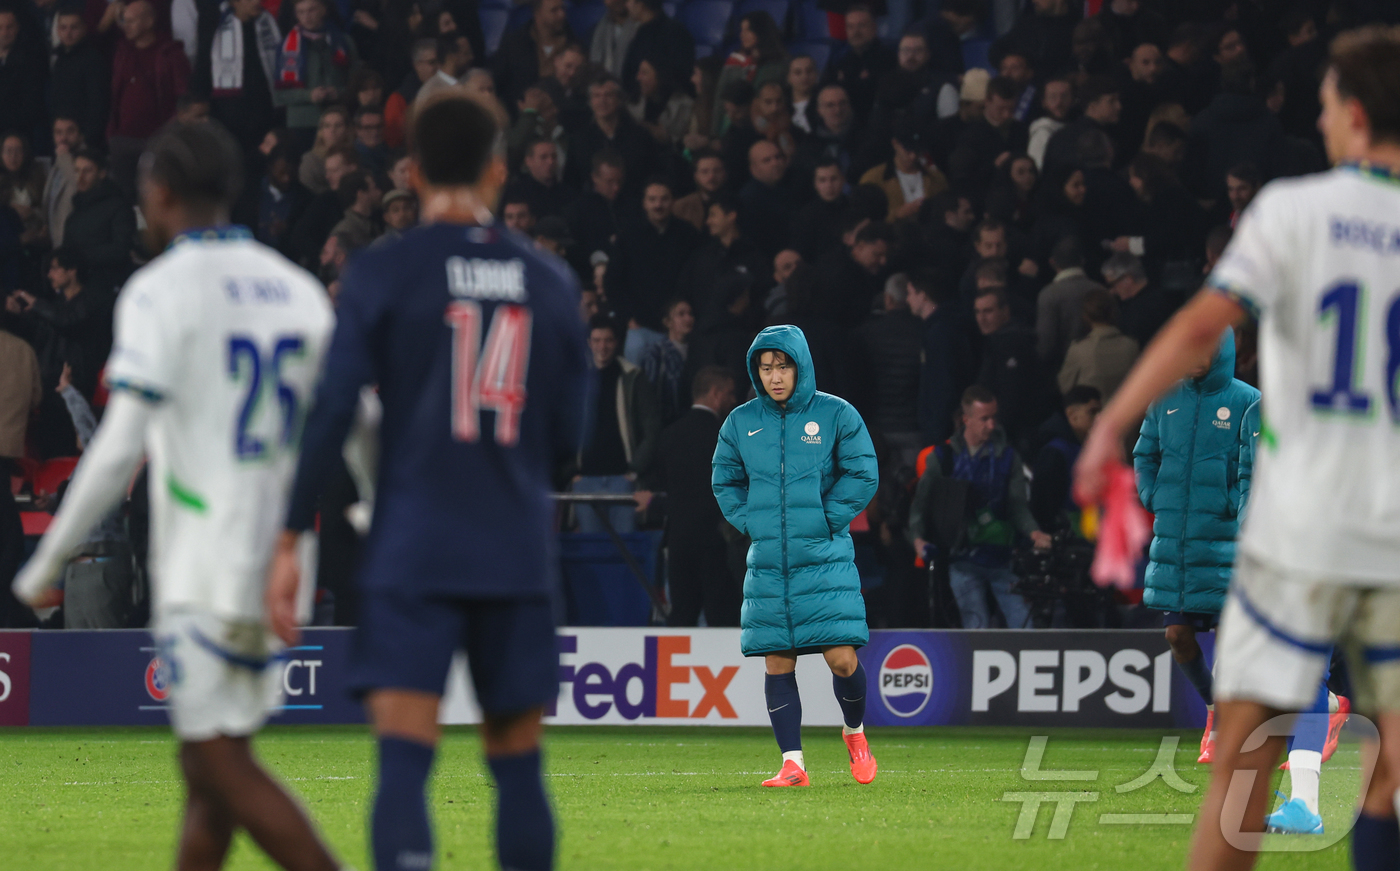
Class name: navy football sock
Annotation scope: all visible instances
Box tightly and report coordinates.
[372,737,435,871]
[1177,651,1214,706]
[764,672,803,754]
[1352,811,1400,871]
[488,749,554,871]
[832,662,867,730]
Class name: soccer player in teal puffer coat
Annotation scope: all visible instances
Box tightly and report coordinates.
[712,325,879,788]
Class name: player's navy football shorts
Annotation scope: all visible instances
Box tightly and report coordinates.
[1162,610,1219,632]
[348,589,559,715]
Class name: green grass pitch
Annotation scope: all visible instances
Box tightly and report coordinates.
[0,726,1358,870]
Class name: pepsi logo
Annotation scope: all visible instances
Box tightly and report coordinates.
[879,644,933,718]
[145,658,171,702]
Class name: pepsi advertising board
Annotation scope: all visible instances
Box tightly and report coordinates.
[3,629,1206,729]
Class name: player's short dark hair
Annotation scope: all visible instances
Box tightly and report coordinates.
[692,365,734,399]
[410,95,499,187]
[591,147,625,175]
[854,220,893,246]
[1329,26,1400,145]
[961,384,997,408]
[140,120,242,211]
[986,75,1019,102]
[588,314,621,339]
[1063,385,1101,408]
[49,246,83,275]
[1049,235,1083,270]
[1081,287,1118,325]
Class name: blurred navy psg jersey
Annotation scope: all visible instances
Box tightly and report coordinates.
[286,222,592,597]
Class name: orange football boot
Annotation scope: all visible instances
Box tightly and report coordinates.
[761,760,810,787]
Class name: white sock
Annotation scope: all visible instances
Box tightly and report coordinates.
[782,750,805,770]
[1328,692,1340,715]
[842,723,864,736]
[1289,750,1322,814]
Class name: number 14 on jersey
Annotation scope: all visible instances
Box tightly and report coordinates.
[445,300,532,445]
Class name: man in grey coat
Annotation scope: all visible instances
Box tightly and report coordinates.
[1036,235,1105,371]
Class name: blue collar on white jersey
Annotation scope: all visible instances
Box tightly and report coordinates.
[168,225,253,249]
[1340,161,1400,186]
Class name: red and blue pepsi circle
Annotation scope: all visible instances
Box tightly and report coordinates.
[879,644,933,717]
[145,658,171,702]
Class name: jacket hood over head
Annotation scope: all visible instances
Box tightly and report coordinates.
[747,324,816,413]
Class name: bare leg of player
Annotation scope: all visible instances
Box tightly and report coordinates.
[1186,699,1286,871]
[178,737,340,871]
[175,781,235,871]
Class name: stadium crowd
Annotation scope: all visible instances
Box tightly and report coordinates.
[0,0,1396,631]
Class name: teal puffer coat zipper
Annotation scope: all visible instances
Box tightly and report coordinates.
[711,325,879,656]
[1133,329,1260,615]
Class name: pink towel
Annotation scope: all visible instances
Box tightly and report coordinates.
[1077,460,1151,590]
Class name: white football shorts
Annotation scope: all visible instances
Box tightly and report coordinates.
[151,609,285,742]
[1215,553,1400,715]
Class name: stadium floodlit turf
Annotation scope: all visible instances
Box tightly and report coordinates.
[0,725,1357,870]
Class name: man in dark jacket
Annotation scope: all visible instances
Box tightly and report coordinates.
[825,5,894,124]
[606,177,701,339]
[620,0,692,101]
[1042,74,1121,177]
[562,149,624,276]
[813,220,891,326]
[1030,385,1100,534]
[48,8,107,148]
[789,158,847,264]
[504,138,574,221]
[792,84,863,184]
[5,247,108,398]
[907,271,970,446]
[565,74,655,200]
[949,76,1028,208]
[644,366,739,627]
[493,0,572,106]
[973,286,1046,444]
[853,274,924,466]
[1103,251,1171,347]
[62,150,136,296]
[739,140,799,260]
[674,192,766,323]
[995,0,1077,79]
[0,7,46,147]
[1184,58,1284,201]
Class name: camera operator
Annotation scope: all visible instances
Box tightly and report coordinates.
[908,385,1050,629]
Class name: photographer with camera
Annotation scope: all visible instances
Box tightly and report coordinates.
[908,385,1050,629]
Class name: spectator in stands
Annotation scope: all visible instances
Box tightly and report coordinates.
[711,11,787,135]
[506,81,563,168]
[984,153,1038,235]
[107,0,192,192]
[1157,22,1209,112]
[501,193,536,233]
[0,321,40,628]
[787,54,819,134]
[298,105,351,194]
[1043,75,1121,178]
[591,0,638,79]
[721,80,795,189]
[351,106,388,174]
[377,191,416,246]
[0,7,46,149]
[639,297,696,426]
[1057,286,1138,401]
[676,191,765,321]
[1098,0,1167,61]
[789,157,846,263]
[997,50,1037,124]
[563,148,625,274]
[908,385,1050,629]
[1121,153,1207,279]
[329,169,381,250]
[826,4,893,124]
[960,217,1036,310]
[255,147,309,254]
[919,190,975,283]
[1036,235,1103,371]
[1027,76,1071,170]
[853,273,924,467]
[62,149,135,296]
[608,176,701,356]
[621,0,694,104]
[414,34,470,111]
[201,0,281,154]
[318,229,350,287]
[814,220,891,325]
[43,116,83,248]
[646,365,739,627]
[533,215,573,257]
[546,43,593,133]
[762,248,801,323]
[1268,7,1324,142]
[507,138,573,220]
[1030,385,1100,534]
[630,57,694,146]
[1185,58,1282,201]
[949,77,1028,209]
[273,0,359,148]
[918,0,974,79]
[973,285,1044,442]
[2,134,46,248]
[1102,250,1170,347]
[291,143,359,267]
[998,0,1076,79]
[6,246,107,398]
[739,140,798,258]
[1223,161,1259,227]
[861,124,947,224]
[48,6,107,149]
[567,74,655,199]
[494,0,571,105]
[572,315,661,534]
[1117,42,1164,157]
[793,84,858,183]
[672,150,725,231]
[384,40,437,149]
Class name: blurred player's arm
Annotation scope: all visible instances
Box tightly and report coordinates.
[1076,290,1247,503]
[12,392,152,606]
[711,416,751,536]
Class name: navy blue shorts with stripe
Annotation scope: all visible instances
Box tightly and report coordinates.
[348,589,559,716]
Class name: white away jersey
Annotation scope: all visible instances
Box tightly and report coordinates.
[1209,164,1400,584]
[105,230,334,619]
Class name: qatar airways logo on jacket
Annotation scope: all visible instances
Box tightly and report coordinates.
[802,421,821,444]
[554,635,739,720]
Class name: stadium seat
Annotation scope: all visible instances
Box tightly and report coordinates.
[678,0,733,48]
[797,0,831,40]
[735,0,789,30]
[962,37,993,71]
[480,8,509,54]
[507,2,534,30]
[787,39,831,71]
[567,3,607,39]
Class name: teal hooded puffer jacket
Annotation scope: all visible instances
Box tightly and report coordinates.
[711,326,879,656]
[1133,329,1260,615]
